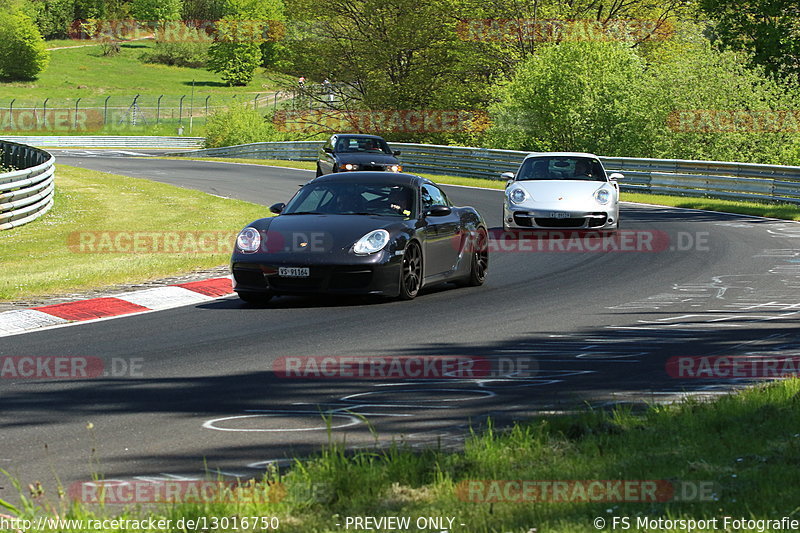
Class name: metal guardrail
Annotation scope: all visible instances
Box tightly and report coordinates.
[0,136,205,149]
[0,141,55,230]
[175,141,800,204]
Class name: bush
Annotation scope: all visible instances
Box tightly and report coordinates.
[131,0,183,24]
[0,9,49,81]
[140,24,211,67]
[207,39,261,86]
[204,105,287,148]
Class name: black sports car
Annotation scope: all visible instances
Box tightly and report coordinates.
[231,172,488,303]
[316,134,402,177]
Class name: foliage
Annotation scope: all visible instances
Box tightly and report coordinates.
[28,0,76,39]
[204,104,287,147]
[131,0,183,24]
[486,26,800,164]
[0,7,49,81]
[698,0,800,81]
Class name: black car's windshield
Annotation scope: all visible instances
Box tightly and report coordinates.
[283,182,416,218]
[516,157,607,182]
[334,136,393,154]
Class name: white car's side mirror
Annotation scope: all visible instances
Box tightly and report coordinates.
[501,171,515,186]
[608,172,624,181]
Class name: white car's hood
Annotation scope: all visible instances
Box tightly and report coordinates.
[515,180,608,202]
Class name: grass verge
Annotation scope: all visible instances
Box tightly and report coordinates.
[5,379,800,531]
[167,157,800,222]
[0,165,267,301]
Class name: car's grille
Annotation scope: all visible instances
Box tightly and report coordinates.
[587,213,608,228]
[534,217,586,228]
[268,276,325,291]
[329,268,373,290]
[513,213,534,227]
[360,165,385,171]
[233,268,267,288]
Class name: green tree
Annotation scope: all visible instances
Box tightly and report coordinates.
[698,0,800,80]
[0,8,49,81]
[486,41,647,154]
[131,0,183,23]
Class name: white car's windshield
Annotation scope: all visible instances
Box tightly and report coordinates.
[517,157,607,182]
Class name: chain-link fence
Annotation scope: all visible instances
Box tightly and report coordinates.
[0,93,287,134]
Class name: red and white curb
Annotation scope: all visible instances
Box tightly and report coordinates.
[0,277,233,338]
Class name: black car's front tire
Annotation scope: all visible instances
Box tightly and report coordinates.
[398,242,422,300]
[237,291,274,305]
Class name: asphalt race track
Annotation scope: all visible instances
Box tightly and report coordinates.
[2,151,800,502]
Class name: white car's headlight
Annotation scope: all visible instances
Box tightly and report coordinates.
[353,229,390,255]
[236,227,261,252]
[594,188,611,205]
[387,164,403,172]
[340,163,359,171]
[509,187,527,204]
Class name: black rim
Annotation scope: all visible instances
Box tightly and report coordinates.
[403,244,421,295]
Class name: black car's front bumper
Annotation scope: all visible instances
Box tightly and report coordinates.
[231,253,403,297]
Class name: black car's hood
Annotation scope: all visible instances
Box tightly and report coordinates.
[240,214,411,257]
[334,152,399,165]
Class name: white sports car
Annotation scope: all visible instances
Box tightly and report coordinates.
[502,152,623,231]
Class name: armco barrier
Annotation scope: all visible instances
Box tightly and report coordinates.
[0,141,55,230]
[174,141,800,204]
[0,136,204,149]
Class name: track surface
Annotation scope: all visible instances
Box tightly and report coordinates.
[2,151,799,501]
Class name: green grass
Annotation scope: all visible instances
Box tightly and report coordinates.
[0,165,268,301]
[168,157,800,221]
[6,380,800,531]
[3,41,289,101]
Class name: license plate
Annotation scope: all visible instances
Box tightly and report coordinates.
[278,267,309,277]
[550,212,570,219]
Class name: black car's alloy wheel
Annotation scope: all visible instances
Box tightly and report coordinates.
[398,242,422,300]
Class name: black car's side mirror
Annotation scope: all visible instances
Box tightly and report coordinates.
[323,146,333,154]
[393,150,401,156]
[426,205,452,217]
[270,202,286,214]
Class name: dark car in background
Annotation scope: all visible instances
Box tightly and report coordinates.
[316,134,402,177]
[231,172,488,304]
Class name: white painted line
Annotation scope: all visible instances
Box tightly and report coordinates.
[114,286,211,311]
[0,309,68,335]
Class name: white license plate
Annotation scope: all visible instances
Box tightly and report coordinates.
[278,267,310,277]
[550,212,570,219]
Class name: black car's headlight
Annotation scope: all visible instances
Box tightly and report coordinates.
[353,229,389,255]
[236,227,261,252]
[339,163,359,171]
[387,164,403,172]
